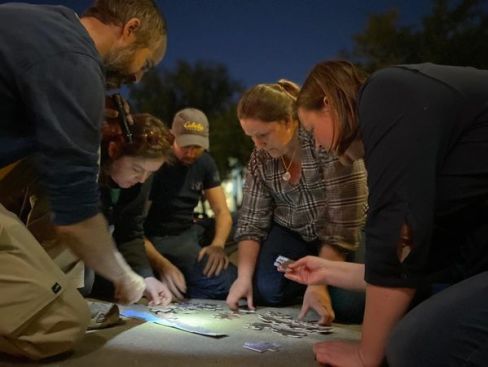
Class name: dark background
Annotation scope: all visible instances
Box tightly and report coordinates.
[5,0,433,86]
[5,0,488,178]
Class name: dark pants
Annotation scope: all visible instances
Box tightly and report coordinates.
[148,224,237,300]
[254,223,365,323]
[386,271,488,367]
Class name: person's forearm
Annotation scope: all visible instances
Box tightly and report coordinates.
[316,244,343,292]
[319,244,365,290]
[144,237,170,268]
[118,239,153,278]
[360,284,415,366]
[325,261,366,291]
[55,213,129,282]
[237,240,260,279]
[210,210,232,248]
[319,243,347,261]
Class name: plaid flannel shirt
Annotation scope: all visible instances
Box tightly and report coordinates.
[235,127,368,252]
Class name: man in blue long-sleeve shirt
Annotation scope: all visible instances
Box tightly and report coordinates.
[0,0,167,360]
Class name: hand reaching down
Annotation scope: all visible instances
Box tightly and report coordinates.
[226,277,255,311]
[144,276,172,306]
[198,245,230,277]
[157,260,187,300]
[313,340,368,367]
[299,285,335,325]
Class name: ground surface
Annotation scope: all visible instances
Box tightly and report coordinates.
[0,299,361,367]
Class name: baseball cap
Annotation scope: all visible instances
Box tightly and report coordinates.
[171,108,209,150]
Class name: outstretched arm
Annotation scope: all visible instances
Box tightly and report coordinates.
[312,285,414,367]
[284,255,366,291]
[57,214,145,304]
[226,240,259,311]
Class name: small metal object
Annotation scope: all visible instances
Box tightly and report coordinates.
[112,94,133,144]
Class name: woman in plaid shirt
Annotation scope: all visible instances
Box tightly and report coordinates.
[226,80,368,324]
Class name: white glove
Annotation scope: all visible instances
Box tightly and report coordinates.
[113,252,145,304]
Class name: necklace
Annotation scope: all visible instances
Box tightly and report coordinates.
[280,147,297,182]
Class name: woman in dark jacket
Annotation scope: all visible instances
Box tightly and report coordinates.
[287,60,488,367]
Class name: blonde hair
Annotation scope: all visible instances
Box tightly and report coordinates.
[237,79,300,123]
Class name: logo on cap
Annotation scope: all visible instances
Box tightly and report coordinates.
[183,121,205,133]
[172,108,210,150]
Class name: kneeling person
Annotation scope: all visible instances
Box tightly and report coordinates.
[144,108,237,300]
[91,111,174,306]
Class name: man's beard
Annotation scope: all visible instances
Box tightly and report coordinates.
[104,45,138,89]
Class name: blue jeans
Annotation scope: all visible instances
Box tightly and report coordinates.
[254,223,365,323]
[148,224,237,300]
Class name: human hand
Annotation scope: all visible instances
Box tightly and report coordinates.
[226,277,254,311]
[299,285,335,325]
[314,340,368,367]
[144,276,172,306]
[157,260,187,300]
[198,245,229,277]
[113,270,146,304]
[283,256,330,285]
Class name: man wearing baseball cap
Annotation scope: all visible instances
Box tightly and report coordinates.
[144,108,237,300]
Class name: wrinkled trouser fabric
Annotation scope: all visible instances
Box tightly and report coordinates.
[0,204,89,360]
[148,224,237,300]
[0,161,89,360]
[386,271,488,367]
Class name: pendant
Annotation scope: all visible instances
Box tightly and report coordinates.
[282,171,291,181]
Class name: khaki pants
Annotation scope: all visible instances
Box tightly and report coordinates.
[0,161,89,360]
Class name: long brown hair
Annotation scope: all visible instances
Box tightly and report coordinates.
[297,60,367,155]
[237,79,300,123]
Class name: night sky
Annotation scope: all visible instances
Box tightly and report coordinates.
[3,0,432,87]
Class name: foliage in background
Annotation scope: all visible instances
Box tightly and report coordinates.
[128,0,488,178]
[342,0,488,72]
[129,61,253,178]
